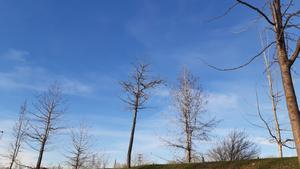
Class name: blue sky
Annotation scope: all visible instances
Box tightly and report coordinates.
[0,0,299,167]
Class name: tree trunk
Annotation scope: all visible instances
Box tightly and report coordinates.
[278,143,283,158]
[75,153,80,169]
[263,54,283,158]
[9,158,14,169]
[127,99,139,168]
[36,140,46,169]
[186,136,192,163]
[278,63,300,162]
[271,0,300,163]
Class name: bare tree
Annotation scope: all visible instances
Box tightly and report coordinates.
[238,0,300,163]
[251,32,295,158]
[27,84,66,169]
[206,0,300,163]
[66,124,90,169]
[164,68,217,163]
[208,130,260,161]
[120,62,163,168]
[7,102,28,169]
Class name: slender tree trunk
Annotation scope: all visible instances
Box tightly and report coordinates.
[75,153,80,169]
[263,54,283,158]
[9,146,18,169]
[271,92,283,158]
[186,135,192,163]
[184,111,192,163]
[9,158,15,169]
[127,97,139,168]
[36,139,46,169]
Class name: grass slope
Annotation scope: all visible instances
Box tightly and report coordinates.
[131,157,299,169]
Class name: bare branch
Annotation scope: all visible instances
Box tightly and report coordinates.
[202,41,275,71]
[236,0,275,25]
[284,10,300,29]
[289,39,300,66]
[255,90,278,142]
[206,2,239,22]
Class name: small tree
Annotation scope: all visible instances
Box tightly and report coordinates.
[120,62,163,168]
[164,68,217,163]
[208,130,259,161]
[66,124,90,169]
[27,84,66,169]
[7,102,28,169]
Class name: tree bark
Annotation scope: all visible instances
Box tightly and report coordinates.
[278,63,300,162]
[278,143,283,158]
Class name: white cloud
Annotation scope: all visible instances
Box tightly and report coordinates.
[1,49,29,63]
[208,92,239,110]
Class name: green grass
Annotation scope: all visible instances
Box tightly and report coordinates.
[130,157,299,169]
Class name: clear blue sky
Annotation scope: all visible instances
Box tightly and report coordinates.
[0,0,298,167]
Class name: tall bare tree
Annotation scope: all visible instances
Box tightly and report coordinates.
[27,84,66,169]
[66,124,90,169]
[208,130,260,162]
[7,102,28,169]
[237,0,300,163]
[120,62,163,168]
[252,32,294,158]
[207,0,300,163]
[164,68,217,163]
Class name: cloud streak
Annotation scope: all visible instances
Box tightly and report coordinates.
[0,48,95,96]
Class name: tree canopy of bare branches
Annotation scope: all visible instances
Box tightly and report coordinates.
[208,130,260,162]
[66,124,90,169]
[164,68,217,163]
[120,62,163,168]
[7,102,28,169]
[27,84,66,169]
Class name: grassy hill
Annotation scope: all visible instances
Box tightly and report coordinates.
[130,157,299,169]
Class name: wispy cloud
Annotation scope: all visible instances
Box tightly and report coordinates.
[1,49,29,63]
[0,48,95,96]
